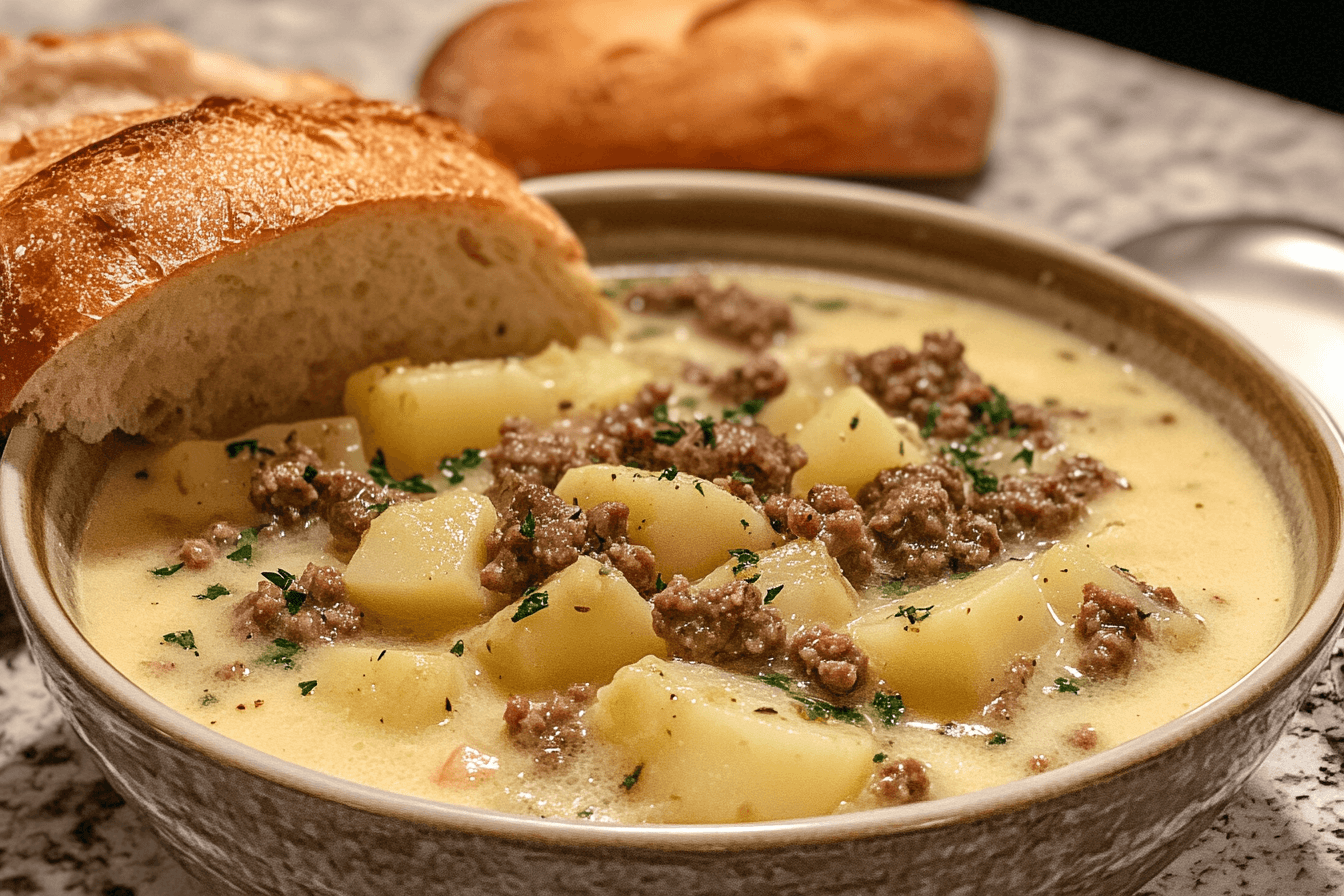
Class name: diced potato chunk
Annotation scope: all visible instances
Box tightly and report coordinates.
[697,540,859,632]
[791,386,929,497]
[473,556,667,692]
[343,490,496,633]
[307,645,467,729]
[554,464,780,580]
[344,343,650,478]
[849,556,1067,720]
[589,657,876,823]
[133,417,364,532]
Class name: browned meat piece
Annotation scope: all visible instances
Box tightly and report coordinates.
[847,331,1054,448]
[233,563,363,646]
[1074,582,1153,678]
[215,662,250,681]
[982,655,1037,722]
[583,501,658,594]
[710,355,790,404]
[1068,725,1099,750]
[488,417,589,490]
[248,434,324,522]
[481,471,587,597]
[624,274,793,350]
[312,466,415,553]
[177,538,218,570]
[602,542,659,595]
[858,459,1003,585]
[764,487,877,585]
[973,455,1123,542]
[207,521,241,545]
[650,418,806,496]
[1028,755,1051,774]
[872,758,930,804]
[503,683,595,769]
[651,576,785,664]
[789,624,868,695]
[713,474,763,511]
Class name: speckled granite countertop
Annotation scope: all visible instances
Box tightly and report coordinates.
[1,2,1342,893]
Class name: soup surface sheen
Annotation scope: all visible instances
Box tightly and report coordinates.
[77,269,1294,823]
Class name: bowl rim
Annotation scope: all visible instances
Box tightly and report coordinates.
[4,169,1344,851]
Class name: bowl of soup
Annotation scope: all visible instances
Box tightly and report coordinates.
[3,171,1342,895]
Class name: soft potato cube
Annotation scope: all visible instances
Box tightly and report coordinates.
[344,358,556,478]
[522,338,649,413]
[474,556,667,692]
[791,386,929,497]
[134,416,364,532]
[754,354,849,438]
[589,657,876,823]
[554,464,780,580]
[697,540,859,632]
[308,645,468,729]
[849,557,1066,720]
[343,490,496,633]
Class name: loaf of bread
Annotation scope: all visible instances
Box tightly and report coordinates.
[418,0,997,178]
[0,97,616,442]
[0,25,353,145]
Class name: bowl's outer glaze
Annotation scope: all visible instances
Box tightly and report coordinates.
[4,171,1343,896]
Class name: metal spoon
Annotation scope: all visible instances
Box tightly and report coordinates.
[1113,218,1344,423]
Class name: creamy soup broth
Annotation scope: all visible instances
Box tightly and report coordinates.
[77,269,1295,823]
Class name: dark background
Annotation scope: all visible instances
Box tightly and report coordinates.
[975,2,1343,115]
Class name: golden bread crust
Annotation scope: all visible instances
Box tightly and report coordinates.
[418,0,997,177]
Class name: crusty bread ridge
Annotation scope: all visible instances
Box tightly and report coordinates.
[0,25,353,145]
[418,0,997,178]
[0,97,616,442]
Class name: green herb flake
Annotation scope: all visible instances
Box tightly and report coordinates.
[621,765,644,791]
[810,297,849,312]
[196,584,230,601]
[262,569,297,590]
[721,398,765,423]
[150,562,184,577]
[920,402,941,439]
[655,573,668,593]
[302,464,319,483]
[520,510,537,538]
[298,680,318,696]
[284,590,307,615]
[881,579,916,598]
[1013,447,1035,468]
[658,466,679,482]
[227,527,259,563]
[163,630,196,651]
[696,417,717,448]
[764,585,783,604]
[793,694,867,725]
[694,481,705,495]
[201,694,219,707]
[758,672,793,691]
[366,502,390,515]
[728,548,760,575]
[739,519,749,530]
[512,588,550,622]
[729,470,754,484]
[438,448,484,485]
[369,449,436,494]
[225,439,274,459]
[653,424,686,446]
[652,403,673,424]
[871,691,905,726]
[849,416,860,430]
[577,808,595,818]
[261,638,302,669]
[892,604,934,625]
[988,732,1009,745]
[1055,677,1081,694]
[976,386,1014,426]
[873,752,887,764]
[450,640,465,657]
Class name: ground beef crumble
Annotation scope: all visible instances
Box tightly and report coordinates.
[651,576,786,664]
[233,563,362,646]
[982,654,1038,722]
[707,355,790,404]
[765,485,876,584]
[788,624,868,695]
[503,683,595,768]
[872,758,931,804]
[1074,582,1153,678]
[623,274,793,350]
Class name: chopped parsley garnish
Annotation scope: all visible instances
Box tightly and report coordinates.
[696,417,717,448]
[261,569,307,615]
[227,527,260,563]
[730,470,754,484]
[302,464,319,483]
[728,548,760,575]
[920,402,941,439]
[892,604,934,625]
[1055,677,1081,694]
[942,442,999,494]
[366,502,390,515]
[196,584,230,601]
[722,398,765,423]
[871,691,906,726]
[450,640,465,657]
[162,630,196,651]
[653,424,686,445]
[150,562,184,577]
[225,439,274,459]
[368,449,436,493]
[759,672,792,691]
[764,585,783,604]
[284,590,307,615]
[849,416,860,430]
[438,448,484,484]
[298,680,318,696]
[261,638,302,669]
[658,466,679,482]
[881,579,917,597]
[652,403,673,423]
[873,753,887,763]
[577,808,595,818]
[810,297,849,312]
[262,569,297,590]
[1013,447,1035,467]
[693,482,705,495]
[655,573,668,593]
[756,673,866,725]
[201,694,219,707]
[988,732,1009,745]
[512,587,550,622]
[621,765,644,791]
[519,511,537,538]
[976,386,1015,426]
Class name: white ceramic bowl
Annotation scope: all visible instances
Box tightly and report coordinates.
[4,171,1343,896]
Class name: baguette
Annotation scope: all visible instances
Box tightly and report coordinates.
[418,0,997,178]
[0,97,616,442]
